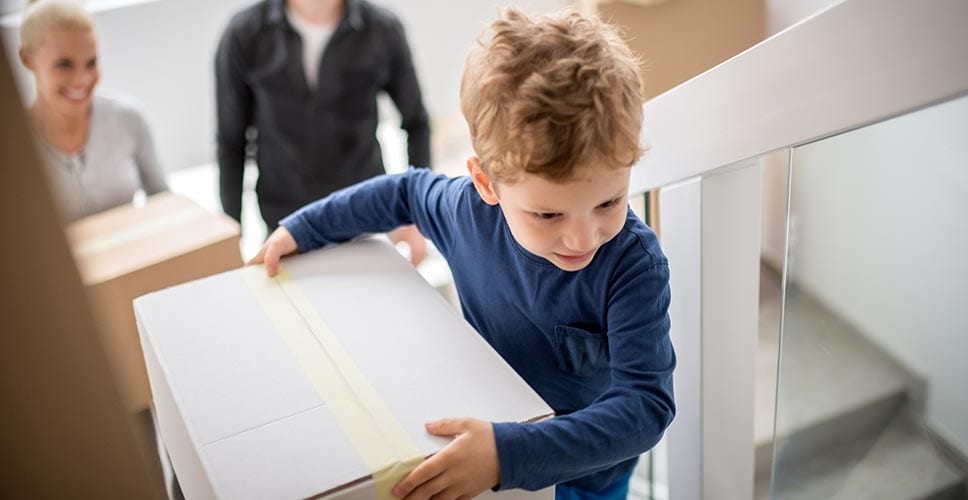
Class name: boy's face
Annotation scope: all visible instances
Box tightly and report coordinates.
[468,157,631,272]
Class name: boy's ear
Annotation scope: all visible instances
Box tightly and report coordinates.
[467,156,499,206]
[19,47,32,70]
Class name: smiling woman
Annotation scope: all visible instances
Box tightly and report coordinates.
[17,0,167,221]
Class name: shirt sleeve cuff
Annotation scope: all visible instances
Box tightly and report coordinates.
[493,422,526,491]
[280,211,325,253]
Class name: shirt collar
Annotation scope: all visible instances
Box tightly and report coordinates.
[268,0,363,31]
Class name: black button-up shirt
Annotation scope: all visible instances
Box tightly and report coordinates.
[215,0,430,228]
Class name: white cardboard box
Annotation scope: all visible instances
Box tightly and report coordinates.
[135,238,554,499]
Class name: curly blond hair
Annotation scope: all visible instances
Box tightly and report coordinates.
[460,8,645,184]
[19,0,94,53]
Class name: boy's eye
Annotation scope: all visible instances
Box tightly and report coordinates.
[55,59,73,69]
[533,212,561,220]
[86,58,97,69]
[597,197,623,210]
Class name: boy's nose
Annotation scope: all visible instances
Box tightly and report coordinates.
[562,219,598,253]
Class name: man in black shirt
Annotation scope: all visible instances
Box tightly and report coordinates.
[216,0,430,262]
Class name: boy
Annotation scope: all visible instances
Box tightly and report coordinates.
[251,8,675,500]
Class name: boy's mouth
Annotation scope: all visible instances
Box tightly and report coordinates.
[554,250,595,264]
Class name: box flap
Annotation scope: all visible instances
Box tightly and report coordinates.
[136,271,324,444]
[203,406,370,500]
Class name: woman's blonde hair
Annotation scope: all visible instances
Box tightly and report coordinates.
[460,8,645,184]
[19,0,94,52]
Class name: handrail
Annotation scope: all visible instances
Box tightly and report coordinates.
[630,0,968,194]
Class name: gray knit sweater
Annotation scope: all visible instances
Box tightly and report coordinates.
[37,93,168,222]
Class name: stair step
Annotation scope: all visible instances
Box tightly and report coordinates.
[772,411,966,500]
[756,280,919,468]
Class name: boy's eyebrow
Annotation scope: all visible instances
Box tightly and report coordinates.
[526,205,562,213]
[524,190,626,212]
[519,198,567,213]
[604,190,627,202]
[591,189,628,207]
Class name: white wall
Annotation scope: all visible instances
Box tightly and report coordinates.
[2,0,569,173]
[788,94,968,455]
[0,0,27,17]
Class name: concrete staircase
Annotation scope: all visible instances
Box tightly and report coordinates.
[755,265,967,500]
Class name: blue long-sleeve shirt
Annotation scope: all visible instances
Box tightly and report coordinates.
[281,168,676,492]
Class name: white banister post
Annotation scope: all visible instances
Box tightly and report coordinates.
[658,177,703,500]
[700,163,762,500]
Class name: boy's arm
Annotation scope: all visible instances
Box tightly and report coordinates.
[493,261,676,490]
[394,257,675,496]
[249,169,458,273]
[281,169,455,251]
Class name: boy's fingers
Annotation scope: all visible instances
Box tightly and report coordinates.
[400,473,450,500]
[264,244,281,277]
[410,238,428,266]
[393,454,446,498]
[425,418,467,437]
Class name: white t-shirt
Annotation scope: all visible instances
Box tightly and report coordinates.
[286,7,336,90]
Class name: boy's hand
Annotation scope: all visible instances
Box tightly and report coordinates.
[247,226,298,277]
[394,418,499,500]
[388,225,428,267]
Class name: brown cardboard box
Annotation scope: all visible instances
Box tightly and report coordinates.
[594,0,766,99]
[66,192,242,412]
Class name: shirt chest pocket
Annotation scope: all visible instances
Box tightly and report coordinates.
[553,324,610,377]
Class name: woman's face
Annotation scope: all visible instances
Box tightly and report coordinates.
[21,27,99,114]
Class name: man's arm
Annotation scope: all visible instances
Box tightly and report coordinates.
[215,23,253,223]
[384,17,431,168]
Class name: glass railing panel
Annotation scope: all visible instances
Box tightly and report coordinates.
[756,149,793,499]
[771,95,968,499]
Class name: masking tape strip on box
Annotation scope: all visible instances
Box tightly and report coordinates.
[242,265,424,500]
[73,204,207,257]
